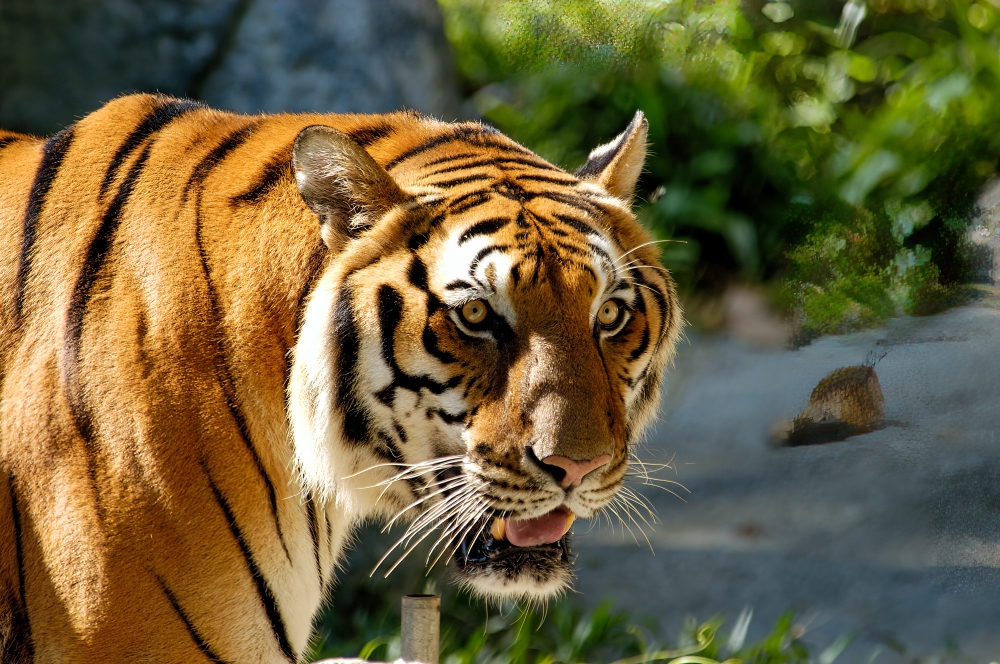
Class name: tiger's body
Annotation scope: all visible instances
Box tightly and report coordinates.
[0,95,680,663]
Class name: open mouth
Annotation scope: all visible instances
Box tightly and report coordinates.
[452,506,575,597]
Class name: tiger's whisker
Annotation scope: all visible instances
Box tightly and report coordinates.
[344,454,464,480]
[426,502,492,571]
[380,477,468,532]
[612,239,680,266]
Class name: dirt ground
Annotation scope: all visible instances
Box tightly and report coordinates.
[572,293,1000,661]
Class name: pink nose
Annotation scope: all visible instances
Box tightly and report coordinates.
[541,454,612,488]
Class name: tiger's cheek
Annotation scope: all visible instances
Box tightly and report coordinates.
[602,313,651,413]
[425,311,500,402]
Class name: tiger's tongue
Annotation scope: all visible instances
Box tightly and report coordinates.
[506,507,572,547]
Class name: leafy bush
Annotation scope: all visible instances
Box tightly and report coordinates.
[436,0,1000,337]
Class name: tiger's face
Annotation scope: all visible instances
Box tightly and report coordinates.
[289,113,680,600]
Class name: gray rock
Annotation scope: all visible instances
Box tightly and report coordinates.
[199,0,462,120]
[0,0,461,136]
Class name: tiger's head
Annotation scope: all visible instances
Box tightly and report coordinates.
[288,112,681,601]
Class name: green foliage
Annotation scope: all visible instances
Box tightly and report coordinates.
[309,592,850,664]
[437,0,999,337]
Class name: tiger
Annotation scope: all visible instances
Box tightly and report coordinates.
[0,93,681,663]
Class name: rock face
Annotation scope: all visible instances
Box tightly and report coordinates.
[199,0,462,120]
[0,0,462,136]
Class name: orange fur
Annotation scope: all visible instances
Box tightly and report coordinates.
[0,94,681,662]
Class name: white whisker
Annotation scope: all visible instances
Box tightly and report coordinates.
[612,239,680,267]
[343,454,464,480]
[380,476,468,532]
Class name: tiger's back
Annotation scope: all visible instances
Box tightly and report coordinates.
[0,95,447,662]
[0,94,681,662]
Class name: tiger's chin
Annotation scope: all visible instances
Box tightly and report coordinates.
[451,525,574,601]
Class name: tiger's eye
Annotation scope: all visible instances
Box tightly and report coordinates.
[461,299,488,324]
[597,300,621,326]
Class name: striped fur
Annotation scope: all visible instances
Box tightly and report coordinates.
[0,95,681,662]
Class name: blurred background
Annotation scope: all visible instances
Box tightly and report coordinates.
[5,1,1000,661]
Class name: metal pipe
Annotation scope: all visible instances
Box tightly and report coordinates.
[400,594,440,664]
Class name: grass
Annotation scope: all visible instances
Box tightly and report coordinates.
[305,559,990,664]
[307,595,858,664]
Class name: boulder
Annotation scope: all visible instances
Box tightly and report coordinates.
[0,0,461,136]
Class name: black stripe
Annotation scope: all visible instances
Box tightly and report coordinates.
[428,172,494,189]
[63,104,194,514]
[448,190,492,215]
[444,279,474,291]
[377,431,404,463]
[540,191,600,215]
[206,476,295,662]
[426,212,449,230]
[386,131,479,172]
[384,125,523,172]
[424,156,500,177]
[393,421,409,444]
[576,143,623,179]
[156,575,227,663]
[230,152,291,206]
[628,326,651,361]
[515,173,577,185]
[551,241,589,259]
[408,231,431,250]
[577,113,642,178]
[422,289,457,365]
[530,245,545,285]
[583,196,626,246]
[407,256,428,290]
[346,122,395,147]
[458,217,510,245]
[186,122,261,199]
[424,154,562,178]
[64,141,154,471]
[190,122,292,563]
[552,213,600,236]
[498,155,565,172]
[429,408,466,425]
[422,324,457,365]
[587,242,614,267]
[375,285,461,406]
[325,516,333,566]
[333,288,375,444]
[0,136,21,151]
[632,270,669,342]
[471,244,508,267]
[100,99,203,198]
[304,495,321,582]
[4,479,34,664]
[15,127,74,323]
[294,241,328,337]
[420,151,480,169]
[510,263,522,288]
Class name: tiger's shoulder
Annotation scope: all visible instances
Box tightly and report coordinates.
[0,93,498,356]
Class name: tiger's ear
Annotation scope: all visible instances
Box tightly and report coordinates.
[293,125,407,248]
[575,111,648,203]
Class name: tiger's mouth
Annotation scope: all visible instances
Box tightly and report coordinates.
[451,507,575,598]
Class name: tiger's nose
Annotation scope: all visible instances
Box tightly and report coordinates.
[538,454,612,488]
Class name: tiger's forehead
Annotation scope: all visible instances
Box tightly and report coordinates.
[379,125,639,320]
[412,176,632,324]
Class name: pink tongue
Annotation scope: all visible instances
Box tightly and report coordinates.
[506,508,571,547]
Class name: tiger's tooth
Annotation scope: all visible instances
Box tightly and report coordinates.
[490,517,506,541]
[564,512,575,534]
